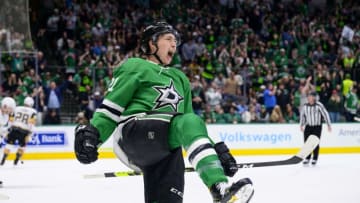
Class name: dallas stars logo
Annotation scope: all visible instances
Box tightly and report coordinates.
[153,80,184,111]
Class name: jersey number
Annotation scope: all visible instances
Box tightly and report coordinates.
[107,77,119,92]
[14,112,29,124]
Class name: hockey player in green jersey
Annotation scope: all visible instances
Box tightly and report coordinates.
[74,22,254,203]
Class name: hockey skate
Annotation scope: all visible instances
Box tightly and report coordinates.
[302,159,310,165]
[13,158,20,165]
[210,178,254,203]
[311,160,317,166]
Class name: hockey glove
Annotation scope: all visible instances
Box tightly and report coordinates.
[74,124,101,164]
[214,142,238,177]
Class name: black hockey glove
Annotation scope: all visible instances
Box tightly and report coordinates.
[214,142,238,177]
[74,124,101,164]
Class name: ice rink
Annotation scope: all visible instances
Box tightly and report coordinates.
[1,154,360,203]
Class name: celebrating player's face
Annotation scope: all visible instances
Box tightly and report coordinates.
[151,33,177,65]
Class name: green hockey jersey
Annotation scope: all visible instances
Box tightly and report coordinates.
[344,91,358,114]
[91,57,193,142]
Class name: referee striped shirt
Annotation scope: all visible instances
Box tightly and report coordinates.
[300,101,331,127]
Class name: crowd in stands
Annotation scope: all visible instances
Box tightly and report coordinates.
[0,0,34,52]
[1,0,360,125]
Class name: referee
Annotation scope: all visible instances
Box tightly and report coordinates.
[300,91,331,165]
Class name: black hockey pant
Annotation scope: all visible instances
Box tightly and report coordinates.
[142,147,185,203]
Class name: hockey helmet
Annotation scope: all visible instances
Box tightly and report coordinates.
[1,97,16,112]
[140,22,181,55]
[24,96,34,107]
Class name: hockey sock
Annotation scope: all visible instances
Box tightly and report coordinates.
[14,153,21,165]
[170,114,227,187]
[14,148,24,165]
[1,153,8,165]
[0,148,10,165]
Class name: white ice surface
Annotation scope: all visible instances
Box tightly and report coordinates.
[1,154,360,203]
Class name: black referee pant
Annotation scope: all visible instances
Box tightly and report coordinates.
[304,125,322,161]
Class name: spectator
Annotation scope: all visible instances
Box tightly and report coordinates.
[91,23,105,39]
[201,53,216,84]
[276,82,290,113]
[10,53,24,76]
[342,52,355,73]
[284,103,299,123]
[247,105,258,123]
[222,71,239,102]
[342,73,354,97]
[78,84,91,113]
[31,87,46,125]
[214,105,229,124]
[202,105,216,124]
[43,109,61,125]
[205,82,222,110]
[63,10,77,39]
[327,90,342,123]
[228,106,242,124]
[76,67,93,98]
[63,40,77,73]
[46,8,60,41]
[181,39,197,63]
[242,111,252,123]
[213,73,226,90]
[2,73,19,95]
[2,0,359,124]
[270,105,285,123]
[263,83,277,114]
[296,76,315,112]
[234,99,248,116]
[90,91,103,111]
[274,48,288,67]
[42,75,72,114]
[344,87,359,122]
[191,76,206,116]
[257,105,269,123]
[56,31,72,58]
[194,38,206,58]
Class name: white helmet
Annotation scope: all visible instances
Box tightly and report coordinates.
[24,96,34,107]
[1,97,16,112]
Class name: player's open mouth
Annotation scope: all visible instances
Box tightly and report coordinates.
[168,51,174,58]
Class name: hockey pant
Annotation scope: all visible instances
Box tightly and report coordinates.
[116,113,227,203]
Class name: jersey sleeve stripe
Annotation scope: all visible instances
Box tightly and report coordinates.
[99,103,122,117]
[102,99,125,114]
[95,109,122,122]
[136,117,171,122]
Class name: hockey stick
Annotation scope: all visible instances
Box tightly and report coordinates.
[83,135,320,179]
[83,168,196,179]
[235,135,319,168]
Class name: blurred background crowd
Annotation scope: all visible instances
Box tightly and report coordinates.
[0,0,359,125]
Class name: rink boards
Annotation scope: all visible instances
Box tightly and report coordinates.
[6,123,360,160]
